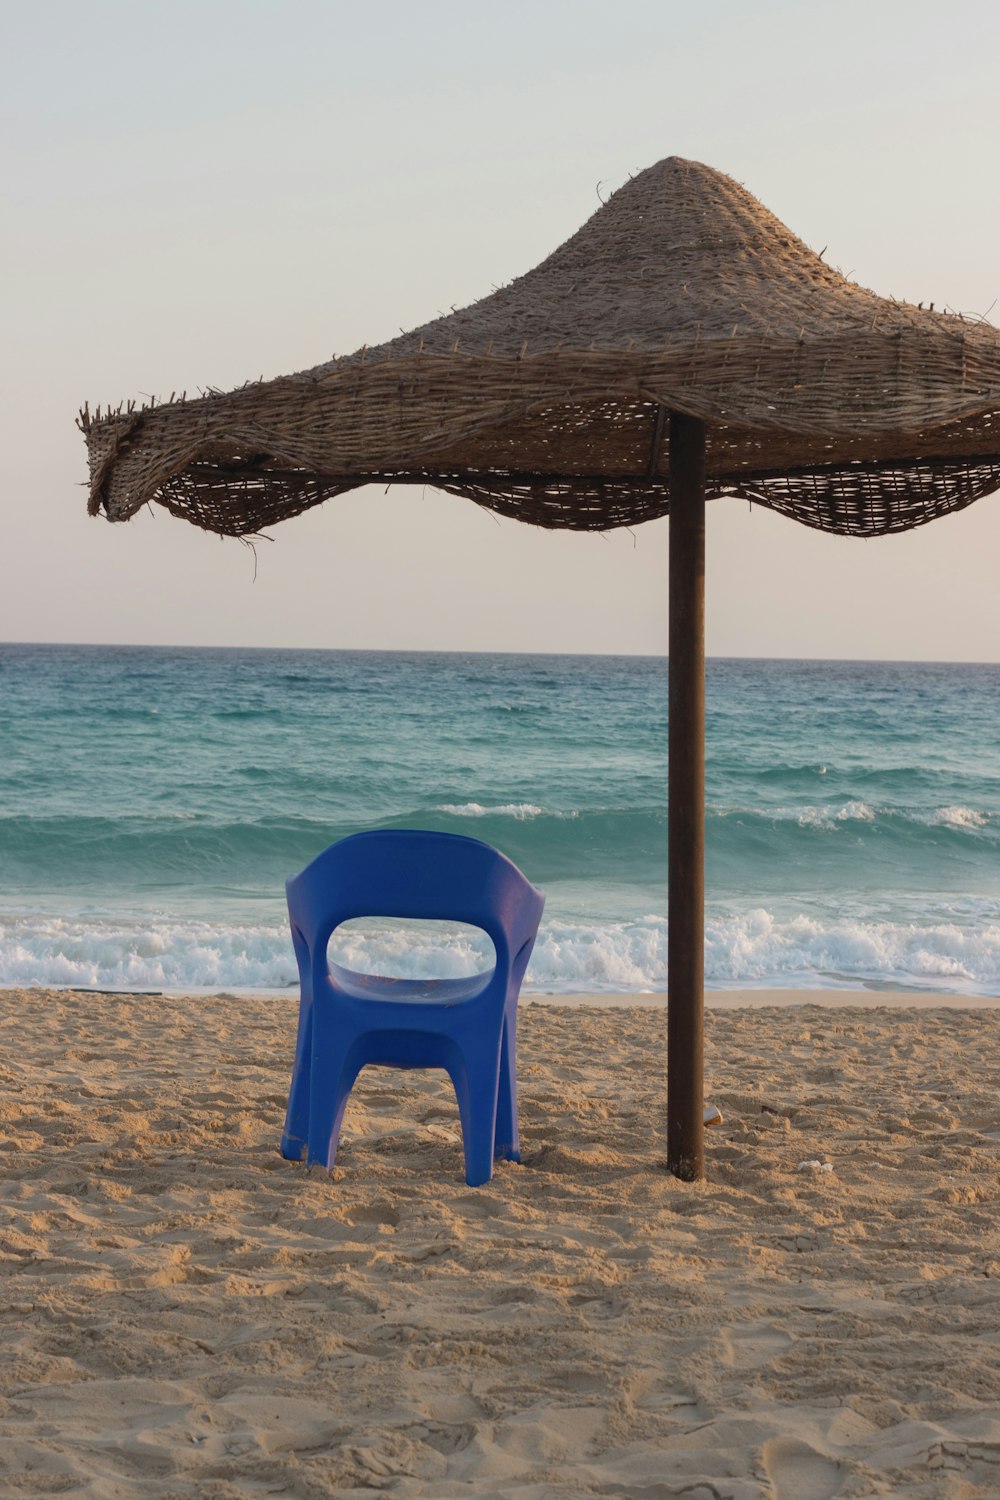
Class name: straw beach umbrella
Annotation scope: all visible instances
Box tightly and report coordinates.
[80,156,1000,1180]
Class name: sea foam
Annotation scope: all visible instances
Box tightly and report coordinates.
[3,908,999,996]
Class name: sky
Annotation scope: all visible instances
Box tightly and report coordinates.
[3,0,999,660]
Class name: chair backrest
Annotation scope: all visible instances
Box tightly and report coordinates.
[286,829,544,976]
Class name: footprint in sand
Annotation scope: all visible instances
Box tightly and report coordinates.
[761,1437,843,1499]
[720,1320,792,1370]
[346,1202,400,1228]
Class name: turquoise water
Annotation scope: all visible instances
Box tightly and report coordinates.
[1,644,998,994]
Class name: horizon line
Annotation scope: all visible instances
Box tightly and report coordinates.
[2,639,998,668]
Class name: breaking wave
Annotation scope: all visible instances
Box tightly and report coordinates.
[3,907,998,996]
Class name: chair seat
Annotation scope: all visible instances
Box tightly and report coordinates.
[328,963,491,1006]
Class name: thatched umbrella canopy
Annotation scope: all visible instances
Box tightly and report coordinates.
[82,156,1000,536]
[81,156,1000,1180]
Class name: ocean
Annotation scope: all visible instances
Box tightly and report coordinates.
[1,644,998,996]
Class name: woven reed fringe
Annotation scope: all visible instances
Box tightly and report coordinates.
[80,157,1000,539]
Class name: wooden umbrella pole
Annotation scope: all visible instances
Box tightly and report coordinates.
[667,411,706,1181]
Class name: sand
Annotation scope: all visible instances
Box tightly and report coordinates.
[3,987,1000,1498]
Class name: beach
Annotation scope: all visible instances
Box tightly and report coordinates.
[6,3,1000,1493]
[4,987,1000,1498]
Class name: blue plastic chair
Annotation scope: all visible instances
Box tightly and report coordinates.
[280,830,545,1186]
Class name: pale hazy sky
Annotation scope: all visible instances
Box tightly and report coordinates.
[3,0,999,659]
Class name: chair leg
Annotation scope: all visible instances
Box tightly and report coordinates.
[307,1034,362,1171]
[493,1014,520,1163]
[449,1043,502,1187]
[280,1001,313,1160]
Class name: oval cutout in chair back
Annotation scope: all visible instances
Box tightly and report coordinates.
[328,917,496,981]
